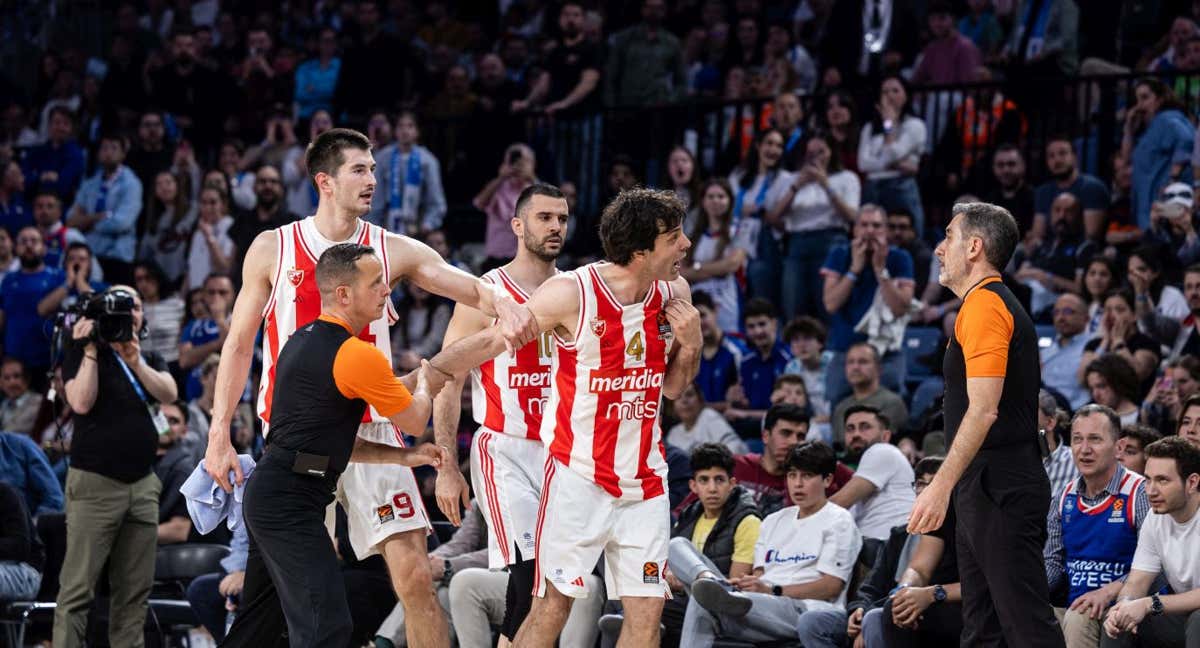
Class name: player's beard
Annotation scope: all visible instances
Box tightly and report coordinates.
[525,231,562,263]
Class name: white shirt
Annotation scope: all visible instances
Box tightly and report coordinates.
[1131,506,1200,597]
[186,216,234,290]
[690,232,741,333]
[1157,286,1189,322]
[666,408,748,455]
[755,501,862,611]
[857,117,927,181]
[775,169,860,233]
[849,442,915,540]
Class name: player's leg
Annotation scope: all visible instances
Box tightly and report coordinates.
[616,597,666,648]
[379,528,449,648]
[606,493,671,646]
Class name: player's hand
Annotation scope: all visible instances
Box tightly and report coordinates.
[399,442,445,468]
[907,482,950,534]
[846,607,864,638]
[435,462,471,526]
[495,293,537,354]
[1069,586,1115,621]
[419,359,450,397]
[219,571,245,597]
[205,433,244,493]
[664,298,700,349]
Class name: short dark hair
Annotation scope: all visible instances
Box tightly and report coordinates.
[1071,403,1122,441]
[47,105,75,124]
[65,241,91,256]
[847,341,881,366]
[305,128,372,188]
[1084,355,1141,406]
[785,441,836,477]
[914,455,944,477]
[994,143,1023,159]
[33,190,61,206]
[773,373,806,392]
[1185,262,1200,278]
[1102,287,1137,312]
[515,183,565,220]
[743,298,777,322]
[0,356,28,382]
[782,316,826,345]
[690,443,735,475]
[765,403,810,431]
[599,188,685,265]
[134,260,169,291]
[843,403,891,430]
[691,290,715,311]
[952,201,1019,270]
[887,208,915,227]
[1120,424,1161,448]
[316,243,376,298]
[1145,435,1200,483]
[164,399,189,424]
[203,272,232,288]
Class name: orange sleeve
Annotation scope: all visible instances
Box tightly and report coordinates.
[953,288,1014,378]
[332,338,414,417]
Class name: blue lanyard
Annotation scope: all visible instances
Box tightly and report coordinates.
[112,350,148,402]
[389,147,423,210]
[784,127,803,154]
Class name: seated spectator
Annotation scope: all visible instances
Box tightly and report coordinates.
[770,374,810,410]
[33,190,91,275]
[474,144,535,271]
[0,480,43,602]
[1016,192,1096,316]
[831,343,909,446]
[0,226,65,385]
[138,170,197,286]
[678,441,862,647]
[1103,437,1200,646]
[1142,357,1200,437]
[1119,424,1161,476]
[449,567,603,648]
[911,1,983,85]
[0,160,29,236]
[1080,290,1161,391]
[1042,293,1093,410]
[184,521,248,642]
[154,400,192,545]
[66,132,143,285]
[228,165,296,282]
[1123,78,1194,230]
[770,91,807,170]
[178,273,233,400]
[1033,136,1111,244]
[667,383,747,455]
[1084,256,1121,338]
[1178,395,1200,449]
[133,261,185,370]
[782,316,831,426]
[1085,355,1144,426]
[124,110,175,193]
[887,208,933,297]
[1128,245,1188,332]
[1040,390,1080,500]
[693,291,745,410]
[20,106,85,199]
[829,405,916,543]
[1146,183,1200,268]
[858,76,927,237]
[1,357,42,435]
[1046,405,1150,645]
[184,187,235,291]
[1168,264,1200,360]
[216,139,257,213]
[36,242,108,319]
[391,284,451,372]
[986,145,1038,246]
[370,111,446,236]
[724,299,791,427]
[186,354,219,461]
[0,429,64,515]
[281,110,332,220]
[732,404,808,516]
[680,179,746,334]
[821,205,915,403]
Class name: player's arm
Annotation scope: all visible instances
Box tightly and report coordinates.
[205,231,276,491]
[386,234,536,350]
[662,278,701,401]
[334,339,437,439]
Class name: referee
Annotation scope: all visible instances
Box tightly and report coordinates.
[909,202,1064,647]
[222,243,444,648]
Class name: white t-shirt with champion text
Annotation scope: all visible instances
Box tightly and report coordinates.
[754,501,862,611]
[1131,507,1200,597]
[850,442,916,540]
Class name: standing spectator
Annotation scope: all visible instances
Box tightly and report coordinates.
[885,208,932,297]
[821,205,915,403]
[0,481,42,603]
[959,0,1005,57]
[66,133,143,285]
[139,170,197,286]
[473,144,535,270]
[984,144,1038,247]
[0,229,16,284]
[1118,425,1160,476]
[911,1,983,85]
[1016,192,1096,316]
[725,299,792,427]
[693,291,745,410]
[1079,290,1161,391]
[0,428,64,516]
[217,139,258,212]
[1084,355,1144,426]
[783,317,832,427]
[819,0,919,83]
[858,75,927,236]
[282,109,333,219]
[830,343,909,446]
[1038,390,1079,502]
[228,165,296,283]
[1124,78,1195,230]
[0,160,29,236]
[294,27,341,120]
[241,108,301,176]
[829,405,915,543]
[513,2,602,116]
[178,273,232,400]
[0,227,63,384]
[667,383,748,454]
[771,92,807,171]
[730,128,788,303]
[668,146,702,222]
[153,401,192,545]
[235,29,290,143]
[151,28,227,149]
[823,91,861,176]
[370,111,446,236]
[133,261,185,370]
[124,111,175,194]
[185,188,235,291]
[1033,136,1111,244]
[53,285,177,647]
[681,179,745,334]
[0,358,42,436]
[20,107,86,200]
[1002,0,1080,78]
[768,133,860,320]
[333,0,424,123]
[1042,294,1092,410]
[604,0,688,107]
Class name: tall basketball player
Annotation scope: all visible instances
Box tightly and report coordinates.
[204,128,536,648]
[431,183,567,646]
[435,188,702,647]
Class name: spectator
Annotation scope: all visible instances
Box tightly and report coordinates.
[282,109,333,219]
[681,179,745,334]
[154,400,192,545]
[668,147,702,228]
[679,441,861,647]
[0,228,15,284]
[783,316,831,427]
[1124,78,1195,230]
[0,428,64,515]
[20,106,85,200]
[771,92,807,171]
[912,1,983,85]
[1177,394,1200,449]
[1144,357,1200,438]
[1016,192,1096,316]
[1147,183,1200,268]
[1102,436,1200,646]
[1080,289,1161,390]
[1129,244,1189,340]
[1042,293,1092,410]
[959,0,1005,57]
[513,1,602,116]
[725,299,791,426]
[1084,256,1121,337]
[133,261,185,370]
[1084,355,1144,426]
[729,129,787,303]
[886,208,932,297]
[370,111,446,236]
[822,90,861,176]
[37,242,109,321]
[1002,0,1080,77]
[667,383,747,455]
[229,165,296,283]
[0,160,29,236]
[828,405,915,543]
[150,28,226,148]
[1107,151,1141,252]
[1118,424,1161,476]
[185,188,235,291]
[139,170,197,286]
[819,0,919,83]
[728,404,809,516]
[830,343,909,445]
[124,111,175,193]
[1039,389,1080,500]
[293,27,341,120]
[768,133,860,320]
[66,132,143,285]
[0,227,64,383]
[693,291,745,410]
[604,0,687,107]
[858,75,927,236]
[184,522,248,642]
[764,26,817,94]
[333,0,424,123]
[241,107,301,177]
[1033,136,1111,244]
[1148,16,1200,72]
[473,144,535,270]
[0,357,42,436]
[985,144,1038,248]
[390,283,451,372]
[821,205,915,403]
[216,139,258,212]
[178,272,231,401]
[0,481,43,603]
[185,353,220,461]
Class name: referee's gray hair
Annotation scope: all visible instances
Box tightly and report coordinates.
[1071,404,1122,441]
[952,202,1019,271]
[316,243,377,298]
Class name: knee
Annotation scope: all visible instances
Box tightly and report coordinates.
[393,560,435,600]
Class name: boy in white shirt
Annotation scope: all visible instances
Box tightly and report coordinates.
[679,441,862,646]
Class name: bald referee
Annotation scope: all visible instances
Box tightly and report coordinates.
[909,202,1064,647]
[222,243,444,648]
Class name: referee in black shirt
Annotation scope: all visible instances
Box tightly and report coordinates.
[222,243,444,648]
[910,203,1064,647]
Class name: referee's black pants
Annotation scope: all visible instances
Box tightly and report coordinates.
[954,446,1065,648]
[221,450,351,648]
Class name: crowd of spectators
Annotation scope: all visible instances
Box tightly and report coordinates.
[3,0,1200,646]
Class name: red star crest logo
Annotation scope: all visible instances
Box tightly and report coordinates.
[287,268,304,287]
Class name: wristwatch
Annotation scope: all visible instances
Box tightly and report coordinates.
[933,584,947,603]
[771,584,783,596]
[442,559,454,586]
[1150,593,1164,616]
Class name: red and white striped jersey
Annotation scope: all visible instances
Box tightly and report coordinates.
[540,262,675,501]
[258,217,400,436]
[470,268,555,440]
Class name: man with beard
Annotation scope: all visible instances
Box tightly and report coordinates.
[0,227,63,388]
[65,133,143,285]
[229,165,297,285]
[21,107,86,199]
[830,343,909,446]
[513,2,601,116]
[151,28,226,151]
[124,111,175,192]
[1033,136,1111,244]
[604,0,687,107]
[431,183,569,647]
[984,144,1036,246]
[1015,192,1098,316]
[829,405,915,545]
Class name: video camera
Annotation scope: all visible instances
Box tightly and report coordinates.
[60,289,138,345]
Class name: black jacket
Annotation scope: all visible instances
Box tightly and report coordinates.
[672,486,760,577]
[848,524,908,614]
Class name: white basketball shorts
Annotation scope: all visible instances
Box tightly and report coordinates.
[469,427,546,569]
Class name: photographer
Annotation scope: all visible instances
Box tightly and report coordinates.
[52,285,178,648]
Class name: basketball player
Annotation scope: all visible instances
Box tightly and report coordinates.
[431,183,568,646]
[435,188,702,647]
[204,128,536,648]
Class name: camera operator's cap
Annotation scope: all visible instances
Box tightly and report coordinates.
[1163,182,1194,209]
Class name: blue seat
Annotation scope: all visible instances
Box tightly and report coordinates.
[903,327,942,379]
